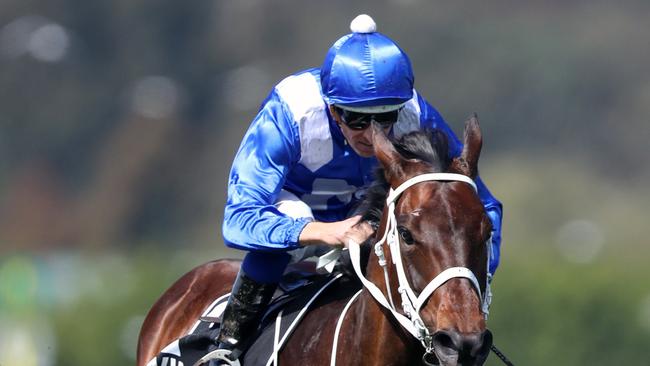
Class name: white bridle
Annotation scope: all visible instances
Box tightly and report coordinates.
[348,173,492,346]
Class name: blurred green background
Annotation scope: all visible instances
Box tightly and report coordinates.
[1,1,649,365]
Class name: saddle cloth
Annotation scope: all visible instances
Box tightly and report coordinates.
[148,272,349,366]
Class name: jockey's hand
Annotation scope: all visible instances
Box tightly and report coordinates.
[299,215,374,248]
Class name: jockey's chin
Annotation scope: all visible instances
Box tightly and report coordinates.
[351,142,374,157]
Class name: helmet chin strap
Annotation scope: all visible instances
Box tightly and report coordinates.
[348,173,492,349]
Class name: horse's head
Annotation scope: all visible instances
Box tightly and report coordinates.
[368,117,493,365]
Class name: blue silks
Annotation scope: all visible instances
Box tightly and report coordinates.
[221,69,503,277]
[241,252,292,284]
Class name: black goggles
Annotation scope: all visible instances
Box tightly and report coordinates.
[334,106,401,131]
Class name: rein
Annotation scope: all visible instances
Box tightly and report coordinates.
[348,172,500,361]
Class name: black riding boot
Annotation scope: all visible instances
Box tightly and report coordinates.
[213,270,277,363]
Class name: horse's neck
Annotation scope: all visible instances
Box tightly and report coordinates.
[347,255,419,364]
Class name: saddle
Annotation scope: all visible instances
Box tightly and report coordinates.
[149,266,362,366]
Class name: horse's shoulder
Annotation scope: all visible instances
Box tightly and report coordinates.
[300,276,363,322]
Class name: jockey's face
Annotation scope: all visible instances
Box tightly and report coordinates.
[330,105,395,158]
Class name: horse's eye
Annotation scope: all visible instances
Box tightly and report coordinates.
[397,226,415,245]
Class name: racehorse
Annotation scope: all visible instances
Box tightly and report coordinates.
[138,116,494,366]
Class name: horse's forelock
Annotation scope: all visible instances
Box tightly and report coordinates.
[394,128,449,171]
[359,129,449,226]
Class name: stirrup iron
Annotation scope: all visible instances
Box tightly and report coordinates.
[193,349,241,366]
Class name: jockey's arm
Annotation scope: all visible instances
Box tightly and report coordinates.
[222,91,310,252]
[299,216,374,248]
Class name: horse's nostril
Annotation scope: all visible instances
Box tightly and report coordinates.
[431,330,459,354]
[432,329,493,363]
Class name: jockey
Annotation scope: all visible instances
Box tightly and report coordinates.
[214,14,503,362]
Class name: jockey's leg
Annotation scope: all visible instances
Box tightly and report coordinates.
[213,251,290,362]
[213,190,311,363]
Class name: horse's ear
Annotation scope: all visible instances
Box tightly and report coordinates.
[372,122,406,183]
[450,114,482,178]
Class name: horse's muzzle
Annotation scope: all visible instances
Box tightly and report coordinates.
[430,329,493,366]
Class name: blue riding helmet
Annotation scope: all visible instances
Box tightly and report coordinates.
[320,14,414,113]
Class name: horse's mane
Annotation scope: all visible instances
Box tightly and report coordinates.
[359,128,450,227]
